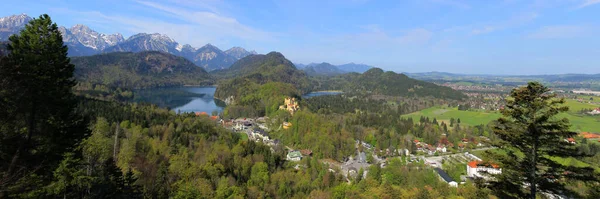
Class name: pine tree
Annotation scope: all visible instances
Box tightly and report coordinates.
[0,14,87,196]
[487,82,599,198]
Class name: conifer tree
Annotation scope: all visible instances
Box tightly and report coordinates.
[0,14,87,196]
[487,82,599,198]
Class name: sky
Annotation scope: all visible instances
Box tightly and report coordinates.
[1,0,599,75]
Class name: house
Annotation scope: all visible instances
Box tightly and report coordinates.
[360,141,373,149]
[287,151,302,161]
[426,145,436,155]
[580,132,600,139]
[252,129,270,141]
[467,161,502,179]
[233,122,244,131]
[434,168,458,187]
[588,108,600,115]
[565,137,576,144]
[436,144,447,153]
[300,149,313,156]
[195,112,208,116]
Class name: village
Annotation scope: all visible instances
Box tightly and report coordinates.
[192,94,600,189]
[188,96,517,187]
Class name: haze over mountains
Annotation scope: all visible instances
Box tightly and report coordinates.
[297,62,374,74]
[0,14,256,71]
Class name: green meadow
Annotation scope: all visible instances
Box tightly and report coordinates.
[403,99,600,132]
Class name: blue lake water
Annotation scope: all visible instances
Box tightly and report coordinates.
[133,87,342,114]
[133,86,225,114]
[302,91,343,98]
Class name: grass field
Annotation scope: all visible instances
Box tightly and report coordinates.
[574,94,600,103]
[564,99,598,113]
[239,133,249,141]
[403,106,500,126]
[403,99,600,132]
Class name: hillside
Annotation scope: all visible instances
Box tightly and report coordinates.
[303,62,347,76]
[348,68,466,100]
[72,51,212,88]
[212,52,310,89]
[213,52,309,116]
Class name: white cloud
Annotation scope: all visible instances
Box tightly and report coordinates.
[51,1,275,49]
[528,25,589,39]
[134,1,275,42]
[576,0,600,9]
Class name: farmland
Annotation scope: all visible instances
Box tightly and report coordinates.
[403,99,600,132]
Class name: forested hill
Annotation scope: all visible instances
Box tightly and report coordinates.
[351,68,466,99]
[213,52,310,117]
[312,68,466,100]
[72,51,213,88]
[303,62,347,76]
[211,51,306,80]
[213,52,310,99]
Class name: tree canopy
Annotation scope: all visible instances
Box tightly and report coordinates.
[487,82,600,198]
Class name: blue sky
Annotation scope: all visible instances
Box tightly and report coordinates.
[2,0,600,75]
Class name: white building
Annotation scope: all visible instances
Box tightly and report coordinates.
[287,151,302,161]
[436,145,447,153]
[467,161,502,179]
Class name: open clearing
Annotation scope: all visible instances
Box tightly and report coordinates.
[403,99,600,132]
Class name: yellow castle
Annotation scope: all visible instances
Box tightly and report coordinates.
[279,97,299,115]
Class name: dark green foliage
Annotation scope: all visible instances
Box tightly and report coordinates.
[0,41,7,56]
[214,52,309,117]
[213,52,310,95]
[0,14,88,197]
[487,82,600,198]
[72,51,213,89]
[312,68,466,100]
[352,68,466,99]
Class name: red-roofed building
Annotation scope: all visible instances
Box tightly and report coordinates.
[580,132,600,139]
[300,149,313,156]
[467,161,501,179]
[195,112,208,116]
[566,138,576,144]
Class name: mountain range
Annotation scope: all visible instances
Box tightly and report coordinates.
[0,14,256,71]
[296,62,373,74]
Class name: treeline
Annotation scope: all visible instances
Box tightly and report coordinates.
[304,95,442,115]
[75,82,134,101]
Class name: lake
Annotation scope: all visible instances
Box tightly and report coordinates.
[302,91,343,98]
[133,86,225,114]
[133,87,342,114]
